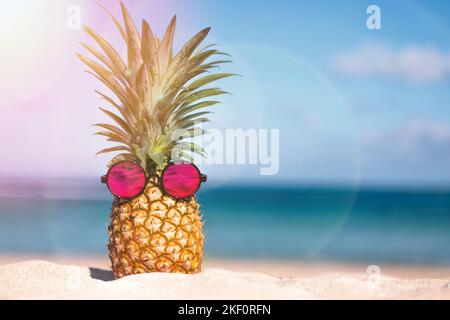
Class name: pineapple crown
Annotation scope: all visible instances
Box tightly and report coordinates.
[78,2,234,172]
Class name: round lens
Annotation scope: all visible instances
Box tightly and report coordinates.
[162,163,201,199]
[107,162,146,199]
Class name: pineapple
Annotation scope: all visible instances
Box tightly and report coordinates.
[78,2,233,278]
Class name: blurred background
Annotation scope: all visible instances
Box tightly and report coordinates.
[0,0,449,267]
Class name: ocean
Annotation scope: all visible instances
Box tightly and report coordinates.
[0,184,449,265]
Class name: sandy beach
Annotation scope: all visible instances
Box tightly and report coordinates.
[0,255,449,299]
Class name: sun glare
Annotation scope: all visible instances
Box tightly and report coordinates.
[0,1,65,107]
[0,2,45,42]
[0,1,60,65]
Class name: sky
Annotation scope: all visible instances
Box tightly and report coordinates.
[1,0,450,187]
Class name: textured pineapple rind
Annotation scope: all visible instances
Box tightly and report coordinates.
[108,178,204,278]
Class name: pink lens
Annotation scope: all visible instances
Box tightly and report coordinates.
[107,162,146,199]
[162,163,201,198]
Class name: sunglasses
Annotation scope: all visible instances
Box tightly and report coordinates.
[101,161,207,200]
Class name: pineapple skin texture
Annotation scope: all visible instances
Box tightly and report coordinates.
[108,178,204,278]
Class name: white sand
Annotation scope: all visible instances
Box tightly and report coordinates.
[0,260,449,299]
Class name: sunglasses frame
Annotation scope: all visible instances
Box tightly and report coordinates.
[160,162,206,200]
[101,160,207,200]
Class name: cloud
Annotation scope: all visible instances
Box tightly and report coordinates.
[332,44,450,83]
[364,119,450,146]
[361,119,450,174]
[356,119,450,184]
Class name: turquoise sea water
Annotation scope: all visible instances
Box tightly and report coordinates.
[0,185,449,265]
